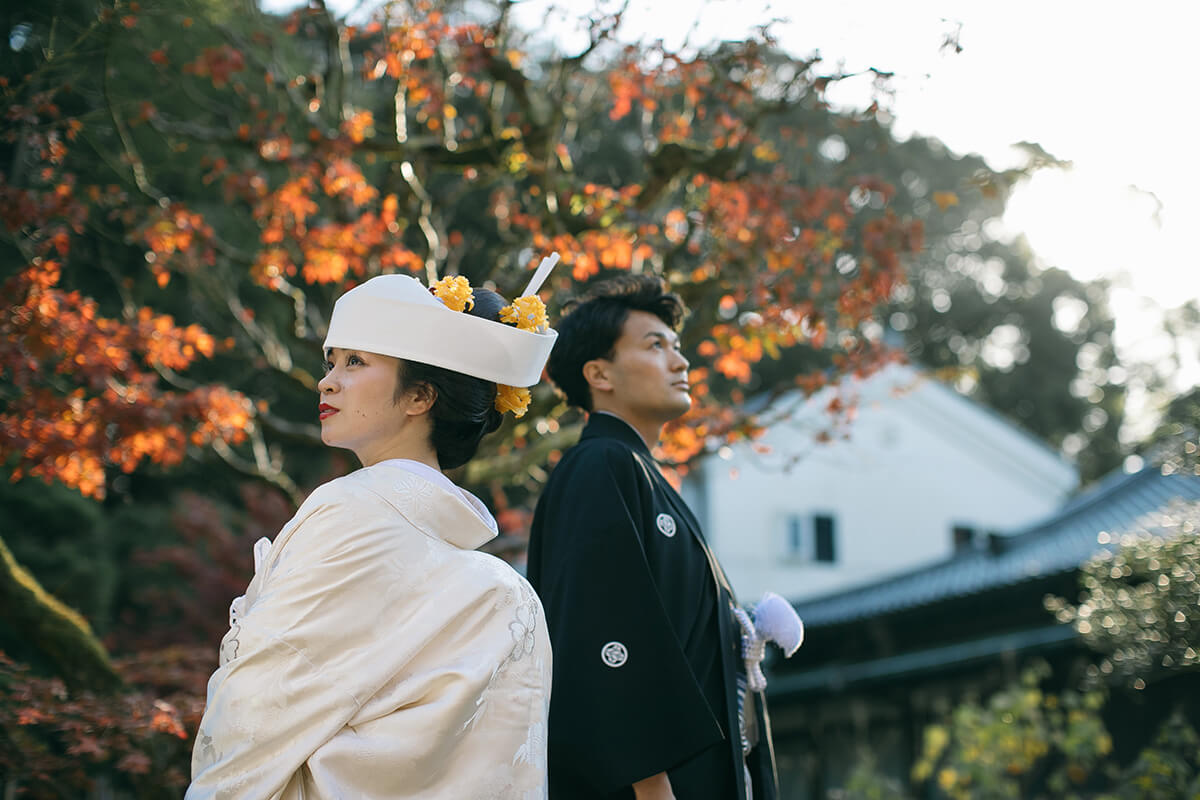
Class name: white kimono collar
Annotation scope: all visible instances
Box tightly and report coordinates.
[365,459,499,550]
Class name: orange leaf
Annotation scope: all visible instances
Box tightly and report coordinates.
[932,191,959,210]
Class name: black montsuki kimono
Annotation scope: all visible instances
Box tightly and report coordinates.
[527,412,778,800]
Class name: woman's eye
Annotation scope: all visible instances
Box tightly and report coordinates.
[322,361,333,373]
[348,354,363,366]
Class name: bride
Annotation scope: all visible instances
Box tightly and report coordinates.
[188,259,558,799]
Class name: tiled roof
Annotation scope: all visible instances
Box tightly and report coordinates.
[793,468,1200,628]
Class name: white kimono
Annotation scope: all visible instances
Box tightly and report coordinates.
[188,460,551,799]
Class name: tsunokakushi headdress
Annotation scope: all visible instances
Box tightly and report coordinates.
[323,254,560,418]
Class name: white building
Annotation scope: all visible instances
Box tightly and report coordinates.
[682,364,1079,602]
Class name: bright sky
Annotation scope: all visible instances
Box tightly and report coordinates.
[273,0,1200,434]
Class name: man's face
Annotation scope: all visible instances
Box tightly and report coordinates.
[590,310,691,423]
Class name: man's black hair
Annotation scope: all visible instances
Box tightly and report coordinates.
[547,274,686,411]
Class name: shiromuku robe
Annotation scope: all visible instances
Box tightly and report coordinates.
[187,459,551,800]
[527,412,778,800]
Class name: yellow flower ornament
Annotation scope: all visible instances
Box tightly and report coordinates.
[430,275,474,312]
[500,295,549,333]
[495,385,532,418]
[425,254,559,418]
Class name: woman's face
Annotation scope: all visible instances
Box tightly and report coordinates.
[317,348,427,465]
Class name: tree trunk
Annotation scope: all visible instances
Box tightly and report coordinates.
[0,535,123,694]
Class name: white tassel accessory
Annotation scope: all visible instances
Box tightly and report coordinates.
[753,591,804,657]
[733,592,805,692]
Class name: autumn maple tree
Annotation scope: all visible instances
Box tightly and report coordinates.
[3,0,921,503]
[0,0,924,792]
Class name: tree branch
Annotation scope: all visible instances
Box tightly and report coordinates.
[398,160,444,283]
[210,21,340,140]
[211,432,303,508]
[103,33,167,207]
[258,411,322,446]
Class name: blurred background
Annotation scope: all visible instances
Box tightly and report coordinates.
[2,0,1198,796]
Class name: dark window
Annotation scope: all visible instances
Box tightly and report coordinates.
[953,525,975,551]
[784,513,837,563]
[814,514,836,563]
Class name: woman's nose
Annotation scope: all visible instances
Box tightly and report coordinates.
[317,371,336,393]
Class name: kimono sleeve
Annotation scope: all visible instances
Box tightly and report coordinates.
[187,487,486,799]
[533,443,725,794]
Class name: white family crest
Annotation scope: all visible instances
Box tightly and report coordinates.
[655,513,677,537]
[600,641,628,668]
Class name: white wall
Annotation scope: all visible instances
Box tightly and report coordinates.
[695,365,1078,603]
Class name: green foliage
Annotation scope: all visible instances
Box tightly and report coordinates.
[846,664,1200,800]
[833,502,1200,799]
[1099,713,1200,800]
[829,752,912,800]
[1046,499,1200,688]
[910,661,1112,800]
[1146,387,1200,479]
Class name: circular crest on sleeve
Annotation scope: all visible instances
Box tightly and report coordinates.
[600,641,628,668]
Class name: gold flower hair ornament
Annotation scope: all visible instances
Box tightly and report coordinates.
[494,384,532,417]
[500,295,548,333]
[429,253,559,418]
[430,275,475,312]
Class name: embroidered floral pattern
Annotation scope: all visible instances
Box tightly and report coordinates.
[195,730,222,769]
[506,594,540,664]
[463,662,502,732]
[219,625,241,665]
[513,720,546,768]
[219,595,245,665]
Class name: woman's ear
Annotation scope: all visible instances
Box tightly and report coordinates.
[401,382,437,417]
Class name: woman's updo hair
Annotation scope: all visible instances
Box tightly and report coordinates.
[396,287,506,470]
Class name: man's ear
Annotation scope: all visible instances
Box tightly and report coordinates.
[582,359,613,394]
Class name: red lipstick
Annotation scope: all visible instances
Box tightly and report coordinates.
[319,403,339,420]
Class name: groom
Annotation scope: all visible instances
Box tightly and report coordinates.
[527,275,777,800]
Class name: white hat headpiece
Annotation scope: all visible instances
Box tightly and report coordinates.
[323,254,559,390]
